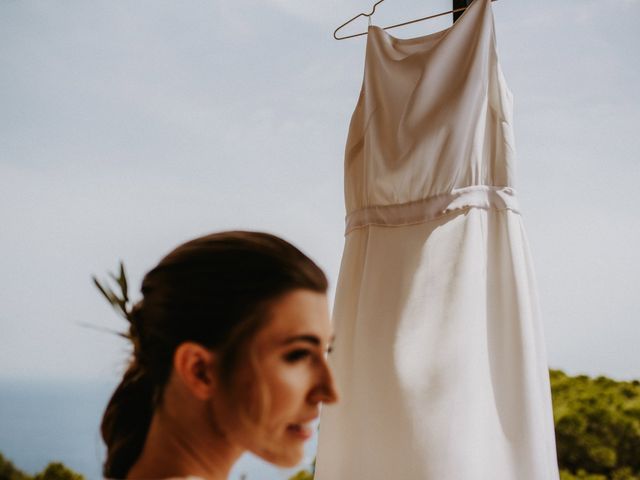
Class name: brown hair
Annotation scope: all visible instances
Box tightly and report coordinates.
[99,231,328,479]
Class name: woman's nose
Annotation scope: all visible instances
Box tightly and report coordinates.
[311,358,340,404]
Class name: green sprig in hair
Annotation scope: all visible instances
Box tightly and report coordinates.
[92,261,136,342]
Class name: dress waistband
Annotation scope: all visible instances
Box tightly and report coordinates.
[345,185,520,235]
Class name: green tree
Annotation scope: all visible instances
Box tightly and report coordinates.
[0,452,30,480]
[552,369,640,478]
[0,454,84,480]
[32,463,83,480]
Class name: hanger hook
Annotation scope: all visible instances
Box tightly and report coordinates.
[369,0,385,18]
[333,0,386,40]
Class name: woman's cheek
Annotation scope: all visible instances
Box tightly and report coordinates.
[272,362,311,403]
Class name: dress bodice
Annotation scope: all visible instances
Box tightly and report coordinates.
[343,0,519,233]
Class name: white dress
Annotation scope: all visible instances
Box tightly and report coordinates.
[315,0,560,478]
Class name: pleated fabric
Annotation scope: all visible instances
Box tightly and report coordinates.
[315,0,560,478]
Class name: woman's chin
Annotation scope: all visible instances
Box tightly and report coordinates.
[253,445,305,469]
[272,455,305,469]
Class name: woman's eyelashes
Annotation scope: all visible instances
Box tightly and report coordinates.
[284,345,334,363]
[284,349,311,362]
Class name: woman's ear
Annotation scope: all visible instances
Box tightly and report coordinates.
[173,342,219,400]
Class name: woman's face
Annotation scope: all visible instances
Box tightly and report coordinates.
[214,288,339,467]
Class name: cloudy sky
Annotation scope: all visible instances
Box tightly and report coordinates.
[1,0,639,385]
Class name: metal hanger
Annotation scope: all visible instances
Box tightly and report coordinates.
[333,0,498,40]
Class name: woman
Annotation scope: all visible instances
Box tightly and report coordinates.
[97,231,339,480]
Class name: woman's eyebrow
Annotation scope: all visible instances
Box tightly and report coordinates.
[281,333,336,347]
[282,334,319,346]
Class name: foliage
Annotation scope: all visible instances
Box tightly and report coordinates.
[559,467,640,480]
[0,451,30,480]
[560,470,608,480]
[552,369,640,479]
[0,454,83,480]
[32,463,84,480]
[288,471,313,480]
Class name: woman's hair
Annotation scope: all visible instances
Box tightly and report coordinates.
[99,231,328,479]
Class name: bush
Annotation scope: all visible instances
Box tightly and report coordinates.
[552,369,640,478]
[0,454,83,480]
[0,452,30,480]
[32,463,83,480]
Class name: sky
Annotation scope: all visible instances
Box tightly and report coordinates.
[1,0,639,386]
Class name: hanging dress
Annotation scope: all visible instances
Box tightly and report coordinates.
[315,0,560,478]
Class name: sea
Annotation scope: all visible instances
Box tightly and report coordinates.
[0,379,318,480]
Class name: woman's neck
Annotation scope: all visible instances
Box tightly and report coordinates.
[127,396,244,480]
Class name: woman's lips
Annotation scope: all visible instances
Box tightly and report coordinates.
[286,422,314,440]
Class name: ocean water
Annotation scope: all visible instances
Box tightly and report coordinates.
[0,379,317,480]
